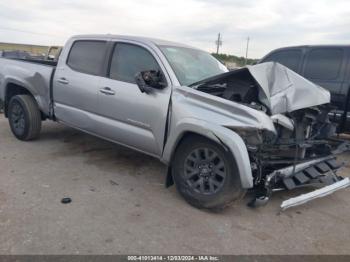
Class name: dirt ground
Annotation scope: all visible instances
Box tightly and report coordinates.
[0,114,350,255]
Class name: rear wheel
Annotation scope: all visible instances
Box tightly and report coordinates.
[172,135,246,210]
[8,95,42,141]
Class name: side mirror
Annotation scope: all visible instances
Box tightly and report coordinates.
[135,70,166,93]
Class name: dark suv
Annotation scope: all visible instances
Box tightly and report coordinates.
[259,45,350,132]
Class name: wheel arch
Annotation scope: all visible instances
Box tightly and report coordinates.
[162,119,253,189]
[4,81,37,118]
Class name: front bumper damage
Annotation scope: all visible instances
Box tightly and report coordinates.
[249,141,350,210]
[281,177,350,210]
[190,62,350,210]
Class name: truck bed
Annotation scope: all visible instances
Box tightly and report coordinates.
[0,57,56,116]
[8,57,58,67]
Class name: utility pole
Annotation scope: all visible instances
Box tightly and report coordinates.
[245,37,250,65]
[215,33,222,54]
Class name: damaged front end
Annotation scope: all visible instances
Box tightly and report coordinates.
[192,62,350,209]
[248,105,350,209]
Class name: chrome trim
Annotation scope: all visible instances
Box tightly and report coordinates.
[281,177,350,210]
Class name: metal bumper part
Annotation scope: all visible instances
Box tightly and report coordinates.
[280,177,350,210]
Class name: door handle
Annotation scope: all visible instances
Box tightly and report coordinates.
[57,77,69,84]
[99,87,115,95]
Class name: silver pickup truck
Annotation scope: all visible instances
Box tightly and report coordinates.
[0,35,349,210]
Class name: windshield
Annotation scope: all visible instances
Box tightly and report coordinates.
[160,45,228,86]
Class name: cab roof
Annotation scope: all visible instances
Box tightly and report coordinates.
[71,34,196,49]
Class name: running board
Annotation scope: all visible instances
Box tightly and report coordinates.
[280,177,350,210]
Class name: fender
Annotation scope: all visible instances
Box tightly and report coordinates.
[161,118,253,189]
[3,76,49,116]
[0,59,53,116]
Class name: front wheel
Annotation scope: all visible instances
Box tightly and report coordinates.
[172,135,246,210]
[8,95,42,141]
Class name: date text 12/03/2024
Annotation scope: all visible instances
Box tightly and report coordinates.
[127,255,220,261]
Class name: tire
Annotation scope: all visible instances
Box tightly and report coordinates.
[8,95,42,141]
[172,135,246,210]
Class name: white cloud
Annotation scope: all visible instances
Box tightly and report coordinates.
[0,0,349,57]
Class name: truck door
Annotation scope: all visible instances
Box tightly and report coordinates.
[301,47,347,110]
[96,42,172,157]
[338,49,350,131]
[53,40,108,130]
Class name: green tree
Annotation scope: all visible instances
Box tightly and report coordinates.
[212,53,258,67]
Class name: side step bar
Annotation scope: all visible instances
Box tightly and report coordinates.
[281,177,350,210]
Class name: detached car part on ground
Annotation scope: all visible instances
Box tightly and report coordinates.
[0,35,349,211]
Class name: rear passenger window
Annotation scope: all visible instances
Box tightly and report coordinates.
[263,50,302,72]
[109,43,161,83]
[67,41,107,75]
[305,48,344,80]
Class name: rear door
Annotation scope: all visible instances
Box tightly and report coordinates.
[53,39,108,130]
[96,41,172,157]
[301,47,347,109]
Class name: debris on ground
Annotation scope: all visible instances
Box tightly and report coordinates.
[61,197,72,204]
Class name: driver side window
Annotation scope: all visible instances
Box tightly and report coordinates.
[109,43,161,84]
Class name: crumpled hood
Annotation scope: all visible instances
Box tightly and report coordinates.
[248,62,330,115]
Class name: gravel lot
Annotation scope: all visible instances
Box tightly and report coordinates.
[0,114,350,255]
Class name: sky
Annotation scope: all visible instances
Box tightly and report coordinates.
[0,0,349,58]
